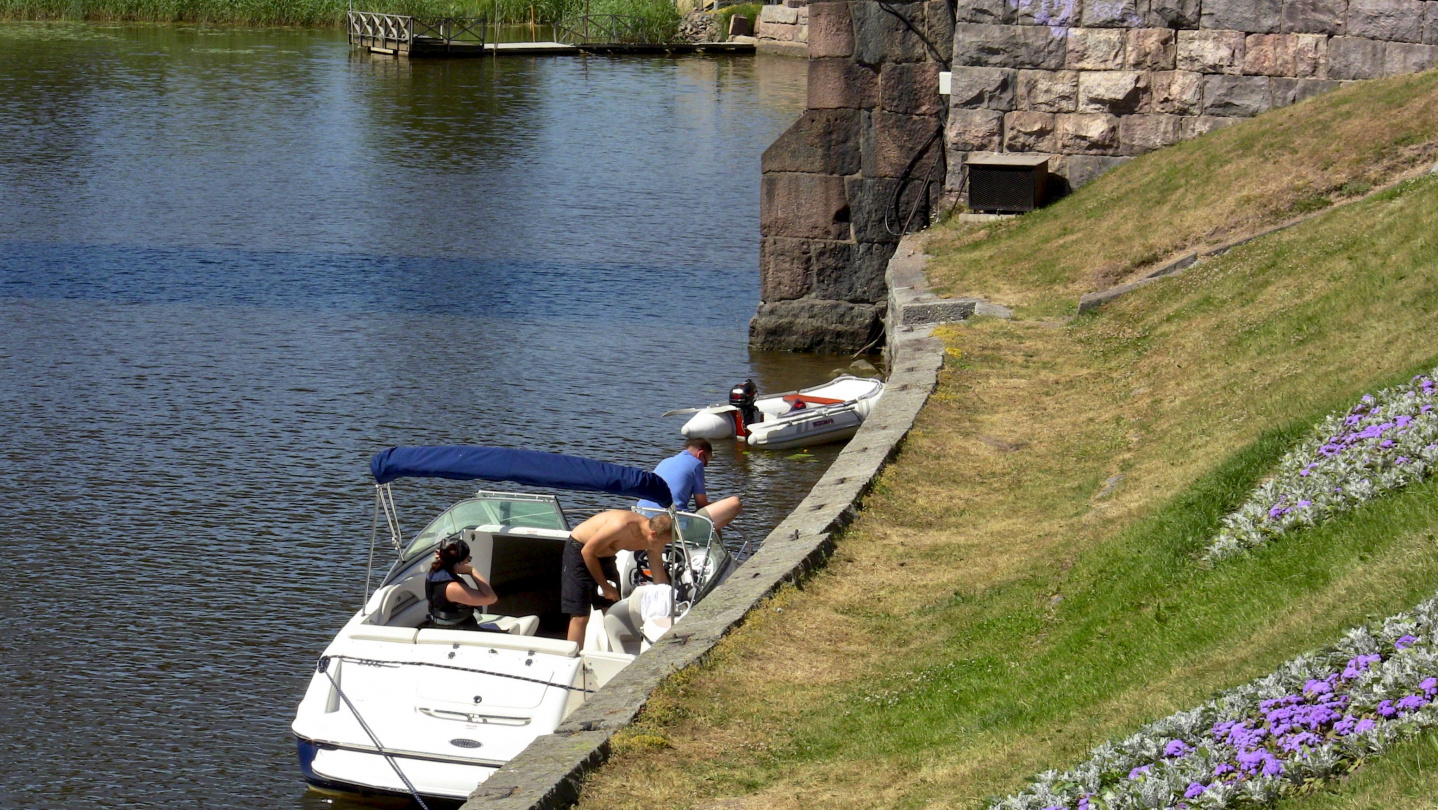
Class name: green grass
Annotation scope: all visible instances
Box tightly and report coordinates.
[925,70,1438,316]
[1283,728,1438,810]
[577,82,1438,808]
[712,1,755,38]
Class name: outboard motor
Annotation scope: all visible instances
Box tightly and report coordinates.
[729,379,759,437]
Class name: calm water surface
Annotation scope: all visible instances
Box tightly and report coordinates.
[0,24,827,808]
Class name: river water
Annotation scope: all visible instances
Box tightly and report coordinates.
[0,25,830,808]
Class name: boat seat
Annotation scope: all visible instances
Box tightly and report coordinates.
[603,586,674,655]
[479,614,540,636]
[782,394,844,406]
[603,595,645,656]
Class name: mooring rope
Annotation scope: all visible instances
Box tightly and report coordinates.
[327,653,595,693]
[316,657,432,810]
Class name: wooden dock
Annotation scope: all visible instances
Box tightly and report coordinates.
[347,10,755,58]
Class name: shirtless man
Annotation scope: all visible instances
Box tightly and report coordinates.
[562,510,673,644]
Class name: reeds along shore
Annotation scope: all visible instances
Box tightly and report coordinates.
[0,0,681,28]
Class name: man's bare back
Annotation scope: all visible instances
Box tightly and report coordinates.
[563,510,673,643]
[569,510,655,557]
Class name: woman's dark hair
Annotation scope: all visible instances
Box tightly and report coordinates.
[431,534,470,573]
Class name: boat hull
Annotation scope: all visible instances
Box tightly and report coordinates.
[678,376,884,450]
[744,406,865,450]
[297,736,498,802]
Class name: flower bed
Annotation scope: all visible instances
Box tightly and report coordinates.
[990,593,1438,810]
[1205,370,1438,561]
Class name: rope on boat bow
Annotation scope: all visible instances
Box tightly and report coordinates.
[316,656,432,810]
[325,654,596,693]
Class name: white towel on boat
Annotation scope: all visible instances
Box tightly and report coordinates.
[640,584,675,622]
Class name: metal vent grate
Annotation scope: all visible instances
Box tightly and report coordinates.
[967,154,1050,213]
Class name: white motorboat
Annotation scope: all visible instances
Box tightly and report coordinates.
[676,375,885,450]
[292,446,735,804]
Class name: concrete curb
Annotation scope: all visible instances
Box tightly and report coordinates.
[460,234,947,809]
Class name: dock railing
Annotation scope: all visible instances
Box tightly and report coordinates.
[349,10,413,52]
[348,10,488,54]
[554,13,679,45]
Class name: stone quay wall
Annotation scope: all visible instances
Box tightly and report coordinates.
[752,1,953,353]
[947,0,1438,192]
[757,0,813,55]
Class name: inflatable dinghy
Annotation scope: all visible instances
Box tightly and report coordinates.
[677,376,884,450]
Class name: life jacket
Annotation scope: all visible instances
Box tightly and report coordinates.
[425,568,472,625]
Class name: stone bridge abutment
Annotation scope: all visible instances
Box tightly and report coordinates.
[753,0,1438,352]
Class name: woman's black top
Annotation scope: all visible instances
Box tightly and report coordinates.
[425,568,472,625]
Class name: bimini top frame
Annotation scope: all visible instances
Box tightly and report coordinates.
[361,445,675,609]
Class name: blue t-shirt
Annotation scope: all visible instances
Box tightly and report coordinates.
[636,451,705,510]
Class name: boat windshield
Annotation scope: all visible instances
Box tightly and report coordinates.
[400,492,568,564]
[633,507,715,554]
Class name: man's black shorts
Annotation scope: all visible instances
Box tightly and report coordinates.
[561,537,620,615]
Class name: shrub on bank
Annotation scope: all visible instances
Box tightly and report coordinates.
[713,1,757,38]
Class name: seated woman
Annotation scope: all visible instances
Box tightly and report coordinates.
[422,535,499,630]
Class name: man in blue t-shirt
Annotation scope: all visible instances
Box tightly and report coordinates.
[637,438,742,533]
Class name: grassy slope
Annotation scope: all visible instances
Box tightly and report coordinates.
[924,70,1438,318]
[576,72,1438,809]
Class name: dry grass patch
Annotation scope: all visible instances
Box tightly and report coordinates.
[924,69,1438,314]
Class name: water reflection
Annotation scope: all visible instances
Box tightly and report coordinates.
[0,23,818,810]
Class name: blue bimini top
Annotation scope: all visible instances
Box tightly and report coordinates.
[369,445,673,507]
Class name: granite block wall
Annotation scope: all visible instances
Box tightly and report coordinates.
[947,0,1438,193]
[752,0,952,352]
[757,0,812,55]
[753,0,1437,354]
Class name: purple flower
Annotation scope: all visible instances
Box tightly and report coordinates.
[1354,718,1376,734]
[1166,739,1193,758]
[1296,499,1312,508]
[1397,457,1411,465]
[1128,764,1151,779]
[1334,715,1357,735]
[1280,731,1321,752]
[1213,763,1235,776]
[1343,654,1382,680]
[1420,677,1437,694]
[1077,795,1090,810]
[1397,695,1429,712]
[1184,782,1207,799]
[1378,700,1398,718]
[1396,635,1418,650]
[1305,679,1333,695]
[1381,440,1395,449]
